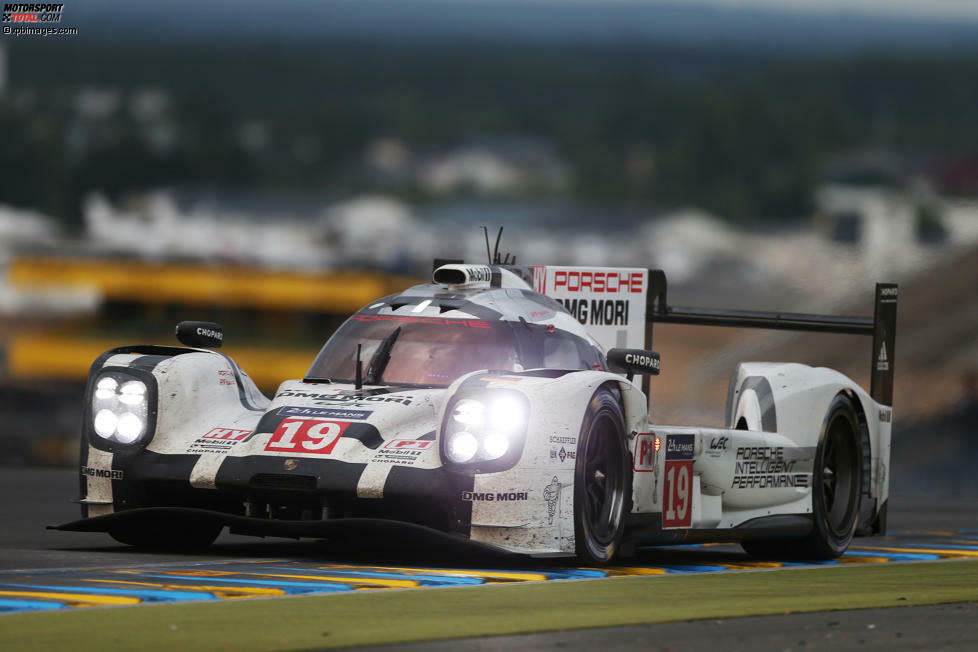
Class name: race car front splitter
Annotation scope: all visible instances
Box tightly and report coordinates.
[50,507,523,558]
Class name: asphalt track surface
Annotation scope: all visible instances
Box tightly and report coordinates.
[360,602,978,651]
[2,466,977,648]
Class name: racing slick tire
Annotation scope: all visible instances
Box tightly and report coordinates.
[574,386,630,565]
[742,393,863,560]
[109,520,223,550]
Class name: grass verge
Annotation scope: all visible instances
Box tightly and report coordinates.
[2,560,977,651]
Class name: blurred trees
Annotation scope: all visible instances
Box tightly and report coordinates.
[3,40,978,227]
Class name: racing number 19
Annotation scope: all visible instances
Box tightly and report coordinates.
[663,460,693,528]
[265,419,349,455]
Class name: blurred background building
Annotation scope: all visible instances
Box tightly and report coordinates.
[0,0,976,494]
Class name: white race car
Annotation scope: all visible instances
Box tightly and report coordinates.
[57,261,897,563]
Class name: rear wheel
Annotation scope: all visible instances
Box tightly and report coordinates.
[742,393,862,560]
[574,387,630,564]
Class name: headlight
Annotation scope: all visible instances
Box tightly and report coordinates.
[441,391,529,470]
[486,395,526,434]
[93,409,118,438]
[446,431,479,463]
[94,376,117,401]
[115,413,145,443]
[482,432,509,458]
[453,399,485,427]
[90,370,152,446]
[118,380,146,406]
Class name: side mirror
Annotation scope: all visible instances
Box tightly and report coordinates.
[176,321,224,348]
[607,348,660,379]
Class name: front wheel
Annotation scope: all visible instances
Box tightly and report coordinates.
[742,393,863,560]
[574,386,630,564]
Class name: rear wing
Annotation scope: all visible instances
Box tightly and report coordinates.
[645,270,898,407]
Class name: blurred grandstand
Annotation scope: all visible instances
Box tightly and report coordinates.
[0,197,421,463]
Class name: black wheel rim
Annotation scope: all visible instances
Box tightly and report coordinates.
[821,415,857,539]
[582,413,625,546]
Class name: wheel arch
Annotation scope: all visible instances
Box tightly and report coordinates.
[573,381,632,563]
[728,364,887,535]
[612,378,652,440]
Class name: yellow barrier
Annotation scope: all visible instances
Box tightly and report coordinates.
[7,333,316,390]
[9,257,418,312]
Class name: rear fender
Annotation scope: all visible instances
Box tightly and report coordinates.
[726,362,890,532]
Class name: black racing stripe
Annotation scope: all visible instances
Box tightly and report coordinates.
[785,446,818,462]
[318,387,401,398]
[88,348,125,376]
[740,376,778,432]
[253,410,288,437]
[725,367,740,428]
[438,299,504,322]
[343,423,383,450]
[78,446,89,516]
[387,466,474,535]
[124,449,199,481]
[128,355,174,373]
[113,450,201,508]
[108,344,195,359]
[417,430,436,441]
[385,465,461,498]
[357,285,506,322]
[216,455,365,497]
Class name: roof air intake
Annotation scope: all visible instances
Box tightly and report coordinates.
[433,264,493,288]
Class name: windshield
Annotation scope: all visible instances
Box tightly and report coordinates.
[306,314,605,386]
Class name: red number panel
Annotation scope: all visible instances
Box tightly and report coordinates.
[264,419,350,455]
[663,460,693,529]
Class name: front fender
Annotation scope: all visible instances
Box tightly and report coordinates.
[450,369,646,555]
[146,351,268,457]
[79,347,268,516]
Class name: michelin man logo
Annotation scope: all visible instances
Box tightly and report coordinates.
[543,475,561,524]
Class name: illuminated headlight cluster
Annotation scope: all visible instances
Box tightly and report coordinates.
[442,392,529,468]
[91,372,150,444]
